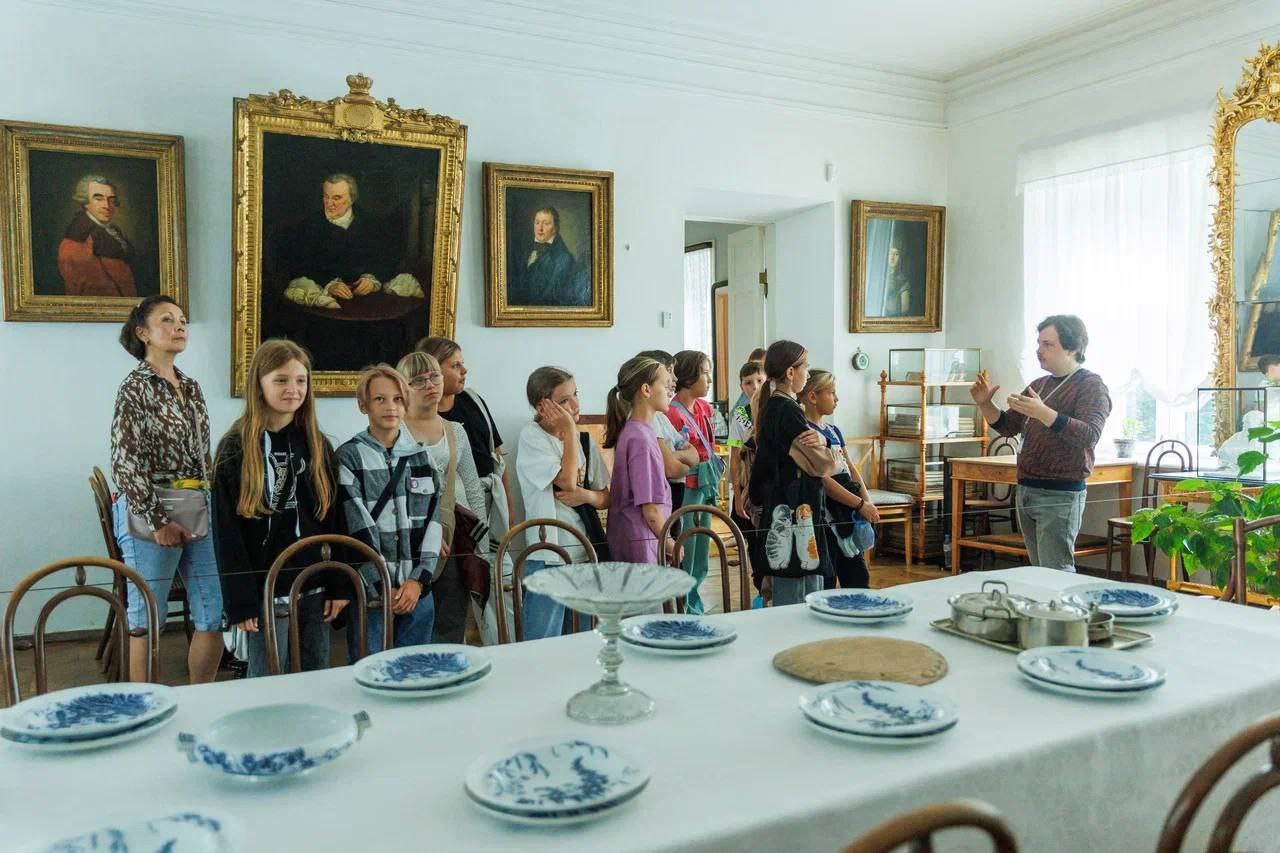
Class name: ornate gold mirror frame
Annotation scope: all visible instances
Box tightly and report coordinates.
[1209,42,1280,392]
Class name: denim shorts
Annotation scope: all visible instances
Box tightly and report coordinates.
[112,495,225,632]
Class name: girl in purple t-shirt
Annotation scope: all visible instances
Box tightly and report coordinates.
[604,355,675,564]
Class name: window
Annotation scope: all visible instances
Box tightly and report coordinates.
[683,242,714,358]
[1019,114,1215,445]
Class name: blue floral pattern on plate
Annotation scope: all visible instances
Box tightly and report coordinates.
[180,705,370,780]
[1016,646,1165,692]
[39,811,227,853]
[465,737,649,816]
[371,652,469,682]
[799,681,958,737]
[353,644,489,689]
[7,683,176,738]
[620,615,736,649]
[806,589,913,618]
[1064,583,1175,616]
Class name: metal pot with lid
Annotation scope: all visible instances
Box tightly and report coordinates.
[947,580,1037,644]
[1017,598,1090,649]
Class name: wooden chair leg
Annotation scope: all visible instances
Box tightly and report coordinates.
[1104,524,1116,580]
[903,516,913,566]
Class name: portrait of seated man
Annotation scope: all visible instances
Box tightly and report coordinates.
[57,175,137,297]
[508,206,590,307]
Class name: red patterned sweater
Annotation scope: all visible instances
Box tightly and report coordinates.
[992,368,1112,489]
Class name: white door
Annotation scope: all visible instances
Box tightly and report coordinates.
[727,225,766,372]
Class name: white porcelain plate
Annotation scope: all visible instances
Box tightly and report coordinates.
[805,589,913,618]
[1016,646,1165,692]
[807,606,910,627]
[4,682,177,739]
[464,737,648,819]
[3,706,177,753]
[620,635,736,656]
[355,664,491,698]
[22,810,231,853]
[1110,602,1179,624]
[620,614,737,649]
[802,715,955,745]
[799,680,958,737]
[353,644,491,690]
[1017,669,1163,699]
[1063,582,1177,616]
[179,704,369,780]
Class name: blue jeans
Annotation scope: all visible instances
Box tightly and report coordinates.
[772,574,824,606]
[112,496,224,632]
[245,591,331,677]
[346,590,436,661]
[1016,486,1087,571]
[520,560,591,641]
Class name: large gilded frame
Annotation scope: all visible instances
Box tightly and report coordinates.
[231,74,466,396]
[849,200,945,333]
[1,120,186,322]
[1209,42,1280,390]
[483,162,613,327]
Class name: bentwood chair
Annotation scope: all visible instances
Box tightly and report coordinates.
[2,557,160,707]
[967,436,1020,537]
[658,504,750,613]
[262,534,393,675]
[89,467,191,679]
[1156,711,1280,853]
[1228,514,1280,605]
[492,518,599,644]
[1104,439,1192,584]
[841,799,1019,853]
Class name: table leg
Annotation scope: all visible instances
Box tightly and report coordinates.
[1117,476,1133,519]
[950,474,964,575]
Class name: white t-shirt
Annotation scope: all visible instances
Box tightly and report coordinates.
[516,421,609,564]
[651,411,689,484]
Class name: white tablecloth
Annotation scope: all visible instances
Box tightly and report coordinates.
[7,567,1280,852]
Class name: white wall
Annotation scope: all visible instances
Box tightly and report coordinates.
[0,0,946,627]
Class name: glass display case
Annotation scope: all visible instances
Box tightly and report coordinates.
[885,404,979,439]
[888,348,981,384]
[885,457,944,498]
[1195,385,1280,480]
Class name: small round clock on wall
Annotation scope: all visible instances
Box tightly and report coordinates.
[851,349,870,371]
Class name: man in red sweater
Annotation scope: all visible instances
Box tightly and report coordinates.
[970,315,1112,571]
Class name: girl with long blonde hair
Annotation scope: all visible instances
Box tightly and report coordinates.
[212,339,346,677]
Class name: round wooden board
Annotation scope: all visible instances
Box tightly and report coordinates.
[773,636,948,685]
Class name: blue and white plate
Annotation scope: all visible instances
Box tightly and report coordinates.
[179,704,370,780]
[802,714,955,745]
[807,607,910,627]
[805,589,913,618]
[22,810,230,853]
[620,634,737,656]
[1109,602,1179,624]
[464,779,649,827]
[4,682,177,739]
[1017,670,1163,700]
[3,705,177,753]
[620,614,737,649]
[355,664,491,698]
[1063,582,1177,616]
[1016,646,1165,692]
[464,737,648,823]
[799,680,958,738]
[353,644,490,690]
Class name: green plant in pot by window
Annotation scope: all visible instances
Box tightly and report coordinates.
[1113,418,1142,459]
[1130,421,1280,600]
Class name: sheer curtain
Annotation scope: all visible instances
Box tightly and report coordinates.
[683,245,714,356]
[1020,116,1214,439]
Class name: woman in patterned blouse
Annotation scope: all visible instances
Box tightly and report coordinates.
[110,295,225,683]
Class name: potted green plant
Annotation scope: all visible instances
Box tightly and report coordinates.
[1113,418,1142,459]
[1131,423,1280,602]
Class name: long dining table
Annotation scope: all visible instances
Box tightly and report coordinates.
[7,566,1280,852]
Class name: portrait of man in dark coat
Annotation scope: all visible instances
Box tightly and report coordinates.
[508,206,590,307]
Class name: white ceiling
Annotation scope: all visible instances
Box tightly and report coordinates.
[541,0,1171,79]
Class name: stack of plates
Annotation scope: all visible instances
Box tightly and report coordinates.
[353,644,492,698]
[464,737,650,826]
[620,615,738,656]
[25,811,230,853]
[798,680,958,745]
[805,589,913,626]
[1063,582,1178,623]
[2,684,177,752]
[1016,646,1166,698]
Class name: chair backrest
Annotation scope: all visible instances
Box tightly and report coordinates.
[1156,711,1280,853]
[845,437,880,488]
[987,436,1019,502]
[841,799,1019,853]
[492,518,599,644]
[262,534,393,674]
[1230,514,1280,605]
[1142,439,1193,509]
[88,467,123,563]
[657,504,750,613]
[2,556,159,707]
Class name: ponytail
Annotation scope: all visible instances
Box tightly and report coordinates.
[603,356,663,448]
[755,339,807,442]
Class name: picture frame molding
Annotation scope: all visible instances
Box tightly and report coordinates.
[849,199,945,333]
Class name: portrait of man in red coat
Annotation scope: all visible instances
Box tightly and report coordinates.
[57,175,136,297]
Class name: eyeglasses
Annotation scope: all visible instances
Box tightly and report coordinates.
[408,372,444,388]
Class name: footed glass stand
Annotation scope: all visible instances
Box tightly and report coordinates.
[523,562,695,725]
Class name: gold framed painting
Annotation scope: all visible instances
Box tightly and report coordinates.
[849,200,944,333]
[1,120,186,322]
[484,162,613,327]
[232,74,466,396]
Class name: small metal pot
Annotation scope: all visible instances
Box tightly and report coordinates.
[948,580,1036,644]
[1087,606,1115,644]
[1017,599,1089,649]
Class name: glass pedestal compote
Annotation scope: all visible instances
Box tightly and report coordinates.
[523,561,695,725]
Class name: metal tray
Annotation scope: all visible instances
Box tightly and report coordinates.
[929,618,1153,652]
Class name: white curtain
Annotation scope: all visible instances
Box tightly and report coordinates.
[683,246,714,356]
[1021,142,1214,417]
